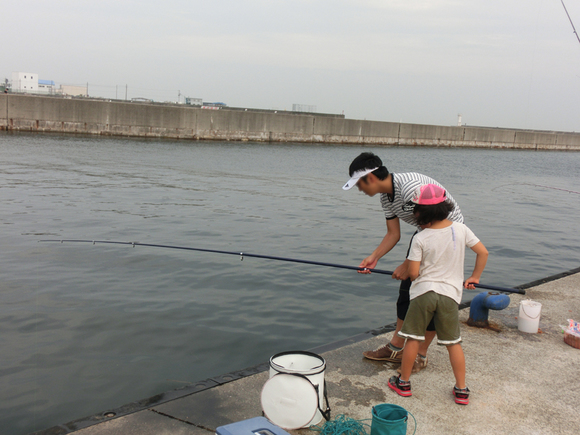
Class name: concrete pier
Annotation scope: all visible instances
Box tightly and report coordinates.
[3,94,580,150]
[33,270,580,435]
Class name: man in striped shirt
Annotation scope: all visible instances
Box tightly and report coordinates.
[343,152,464,372]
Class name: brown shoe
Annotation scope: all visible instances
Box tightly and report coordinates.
[363,344,402,362]
[397,355,428,374]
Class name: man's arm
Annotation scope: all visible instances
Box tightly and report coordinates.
[358,217,401,273]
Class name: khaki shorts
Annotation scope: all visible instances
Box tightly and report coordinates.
[398,291,462,345]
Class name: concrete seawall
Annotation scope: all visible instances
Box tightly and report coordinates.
[2,94,579,150]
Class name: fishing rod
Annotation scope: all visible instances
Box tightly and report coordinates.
[38,239,526,294]
[561,0,580,46]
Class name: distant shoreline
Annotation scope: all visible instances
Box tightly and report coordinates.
[2,94,579,150]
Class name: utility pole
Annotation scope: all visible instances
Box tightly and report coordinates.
[125,84,128,101]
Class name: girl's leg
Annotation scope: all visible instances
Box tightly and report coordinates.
[447,343,466,389]
[390,318,406,348]
[399,339,419,381]
[418,330,436,356]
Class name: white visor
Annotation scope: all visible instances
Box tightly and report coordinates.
[342,167,379,190]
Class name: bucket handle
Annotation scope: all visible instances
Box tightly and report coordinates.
[311,378,331,422]
[408,411,417,435]
[319,380,331,422]
[275,373,331,422]
[521,302,541,319]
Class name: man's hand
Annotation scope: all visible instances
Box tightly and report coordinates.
[358,256,378,274]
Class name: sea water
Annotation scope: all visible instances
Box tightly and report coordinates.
[1,132,579,434]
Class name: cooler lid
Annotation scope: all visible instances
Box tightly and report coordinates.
[260,374,318,430]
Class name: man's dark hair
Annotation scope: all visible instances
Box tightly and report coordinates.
[414,201,455,226]
[348,152,389,180]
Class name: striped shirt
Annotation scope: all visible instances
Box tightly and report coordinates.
[380,172,463,230]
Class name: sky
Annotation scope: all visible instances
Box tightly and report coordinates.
[3,0,580,132]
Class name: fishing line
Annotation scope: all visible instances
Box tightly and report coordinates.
[492,182,580,195]
[38,239,525,294]
[525,0,543,129]
[521,182,580,195]
[310,414,371,435]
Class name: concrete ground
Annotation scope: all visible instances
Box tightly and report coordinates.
[34,272,580,435]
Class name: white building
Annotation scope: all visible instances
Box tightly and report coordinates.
[38,80,56,95]
[12,72,38,92]
[60,84,88,97]
[292,104,317,113]
[185,97,203,106]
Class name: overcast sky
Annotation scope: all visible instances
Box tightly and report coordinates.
[4,0,580,131]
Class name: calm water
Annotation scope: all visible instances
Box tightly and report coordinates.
[1,132,579,434]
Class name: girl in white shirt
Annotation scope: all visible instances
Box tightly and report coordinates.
[388,184,488,406]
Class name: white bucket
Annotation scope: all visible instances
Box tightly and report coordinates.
[518,300,542,333]
[261,351,329,429]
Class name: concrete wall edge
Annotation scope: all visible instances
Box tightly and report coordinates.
[1,94,579,151]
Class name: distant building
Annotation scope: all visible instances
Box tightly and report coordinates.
[292,104,317,113]
[131,97,154,103]
[38,80,56,95]
[185,97,203,106]
[12,72,38,92]
[60,84,88,97]
[201,102,226,109]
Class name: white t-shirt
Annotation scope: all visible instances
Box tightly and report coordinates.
[407,221,480,304]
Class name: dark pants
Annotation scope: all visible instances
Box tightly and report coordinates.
[396,232,436,331]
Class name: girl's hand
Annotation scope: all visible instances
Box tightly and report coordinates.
[392,261,409,280]
[464,276,480,289]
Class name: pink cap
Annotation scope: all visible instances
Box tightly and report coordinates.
[411,184,447,205]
